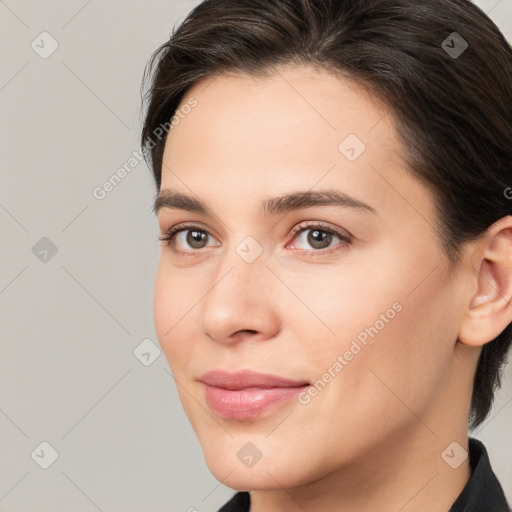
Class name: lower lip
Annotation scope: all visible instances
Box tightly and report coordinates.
[203,384,308,419]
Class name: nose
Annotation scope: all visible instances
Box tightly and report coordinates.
[200,243,281,345]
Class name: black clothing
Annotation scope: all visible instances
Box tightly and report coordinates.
[217,438,511,511]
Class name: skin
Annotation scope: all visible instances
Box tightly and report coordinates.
[153,64,512,512]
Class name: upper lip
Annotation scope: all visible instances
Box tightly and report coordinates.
[199,370,310,390]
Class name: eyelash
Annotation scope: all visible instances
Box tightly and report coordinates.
[158,221,352,257]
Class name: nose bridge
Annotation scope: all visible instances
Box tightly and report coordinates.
[200,232,277,341]
[210,233,268,303]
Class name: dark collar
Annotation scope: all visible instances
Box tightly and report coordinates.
[218,438,510,512]
[449,437,510,511]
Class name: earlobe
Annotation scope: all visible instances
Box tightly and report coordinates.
[458,216,512,347]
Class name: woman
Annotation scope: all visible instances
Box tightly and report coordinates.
[141,0,512,510]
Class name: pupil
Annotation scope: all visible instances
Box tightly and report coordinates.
[309,229,331,248]
[188,230,206,248]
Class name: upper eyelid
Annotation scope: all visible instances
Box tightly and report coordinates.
[290,221,351,237]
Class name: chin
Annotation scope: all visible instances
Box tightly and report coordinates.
[200,438,317,491]
[205,460,298,491]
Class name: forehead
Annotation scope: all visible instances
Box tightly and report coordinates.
[170,64,396,153]
[163,64,400,173]
[158,64,436,230]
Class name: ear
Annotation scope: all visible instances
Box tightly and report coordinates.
[458,215,512,347]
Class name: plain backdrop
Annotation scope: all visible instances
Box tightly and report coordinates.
[1,0,511,510]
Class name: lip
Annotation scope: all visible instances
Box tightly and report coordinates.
[199,370,310,420]
[199,370,309,390]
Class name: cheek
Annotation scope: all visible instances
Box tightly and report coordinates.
[293,250,456,419]
[153,264,171,347]
[153,271,168,327]
[281,253,408,373]
[153,262,196,372]
[310,264,457,436]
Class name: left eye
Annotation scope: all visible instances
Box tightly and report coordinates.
[289,226,348,251]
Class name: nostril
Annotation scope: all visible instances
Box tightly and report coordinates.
[231,329,258,338]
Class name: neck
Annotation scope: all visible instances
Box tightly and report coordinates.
[249,424,471,512]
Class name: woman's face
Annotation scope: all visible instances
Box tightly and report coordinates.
[153,65,471,489]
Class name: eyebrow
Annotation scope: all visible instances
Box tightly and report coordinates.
[153,188,377,217]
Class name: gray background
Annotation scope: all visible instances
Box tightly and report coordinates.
[0,1,511,510]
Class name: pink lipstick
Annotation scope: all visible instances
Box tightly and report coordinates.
[199,370,309,419]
